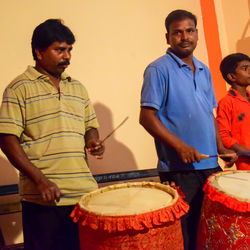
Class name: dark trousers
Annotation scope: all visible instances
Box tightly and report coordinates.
[22,201,80,250]
[159,167,222,250]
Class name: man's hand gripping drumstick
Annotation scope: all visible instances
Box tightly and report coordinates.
[86,116,129,159]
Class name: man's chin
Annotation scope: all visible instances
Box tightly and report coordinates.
[57,67,67,74]
[174,47,195,58]
[58,65,68,70]
[49,69,65,78]
[175,52,192,59]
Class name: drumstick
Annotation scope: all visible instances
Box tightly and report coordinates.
[100,116,129,143]
[200,151,250,160]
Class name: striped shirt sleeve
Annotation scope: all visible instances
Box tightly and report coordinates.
[81,85,99,131]
[0,87,25,137]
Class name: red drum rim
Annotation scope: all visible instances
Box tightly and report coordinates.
[203,170,250,212]
[71,182,189,233]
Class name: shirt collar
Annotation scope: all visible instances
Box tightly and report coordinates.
[24,66,71,81]
[166,48,204,71]
[229,88,250,102]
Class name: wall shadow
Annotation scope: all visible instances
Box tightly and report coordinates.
[236,19,250,55]
[0,155,18,186]
[88,102,138,174]
[236,0,250,55]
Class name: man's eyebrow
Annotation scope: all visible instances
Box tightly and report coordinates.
[172,26,196,31]
[55,46,66,49]
[55,45,73,50]
[171,28,182,32]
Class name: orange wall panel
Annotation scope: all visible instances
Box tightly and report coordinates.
[200,0,227,102]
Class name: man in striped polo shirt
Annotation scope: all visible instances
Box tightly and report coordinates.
[0,19,104,250]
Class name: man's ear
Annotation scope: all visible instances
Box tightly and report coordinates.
[166,33,170,45]
[227,73,236,83]
[35,48,43,60]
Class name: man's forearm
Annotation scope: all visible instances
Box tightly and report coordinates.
[230,143,250,153]
[84,128,104,158]
[213,118,238,167]
[140,107,186,150]
[214,117,226,153]
[140,107,201,163]
[84,128,99,145]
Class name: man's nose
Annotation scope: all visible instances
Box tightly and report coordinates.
[63,51,71,60]
[181,31,188,40]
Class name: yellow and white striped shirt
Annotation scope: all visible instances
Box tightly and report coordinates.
[0,66,99,206]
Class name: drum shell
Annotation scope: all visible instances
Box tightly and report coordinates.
[71,182,189,250]
[79,219,183,250]
[197,171,250,250]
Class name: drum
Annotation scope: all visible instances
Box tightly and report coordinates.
[71,181,189,250]
[197,170,250,250]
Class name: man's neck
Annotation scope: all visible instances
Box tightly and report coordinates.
[181,55,195,75]
[169,49,195,74]
[35,65,61,90]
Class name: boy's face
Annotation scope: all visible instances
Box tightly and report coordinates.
[231,60,250,87]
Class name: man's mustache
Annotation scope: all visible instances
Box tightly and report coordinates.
[58,61,70,66]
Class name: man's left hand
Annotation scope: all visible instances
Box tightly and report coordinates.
[218,148,238,168]
[86,140,105,159]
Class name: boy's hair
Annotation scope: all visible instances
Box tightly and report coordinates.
[165,10,197,33]
[31,19,75,60]
[220,53,250,85]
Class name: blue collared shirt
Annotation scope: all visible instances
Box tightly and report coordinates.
[141,49,218,171]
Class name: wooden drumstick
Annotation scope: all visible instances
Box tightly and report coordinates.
[200,153,237,160]
[100,116,129,143]
[200,151,250,160]
[200,154,211,160]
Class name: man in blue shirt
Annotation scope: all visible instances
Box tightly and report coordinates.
[140,9,237,250]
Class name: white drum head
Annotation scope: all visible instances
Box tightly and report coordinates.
[212,171,250,202]
[79,182,177,216]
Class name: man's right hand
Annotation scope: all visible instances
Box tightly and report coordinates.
[0,134,61,203]
[37,177,61,202]
[176,142,201,164]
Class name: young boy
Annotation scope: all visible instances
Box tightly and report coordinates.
[216,53,250,170]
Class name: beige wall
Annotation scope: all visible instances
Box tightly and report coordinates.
[0,0,208,179]
[219,0,250,56]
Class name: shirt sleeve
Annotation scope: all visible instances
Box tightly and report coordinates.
[82,86,99,131]
[140,66,167,110]
[0,87,25,137]
[216,98,238,148]
[208,72,218,109]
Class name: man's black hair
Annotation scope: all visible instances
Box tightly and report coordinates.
[220,53,250,85]
[165,10,197,33]
[31,19,75,60]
